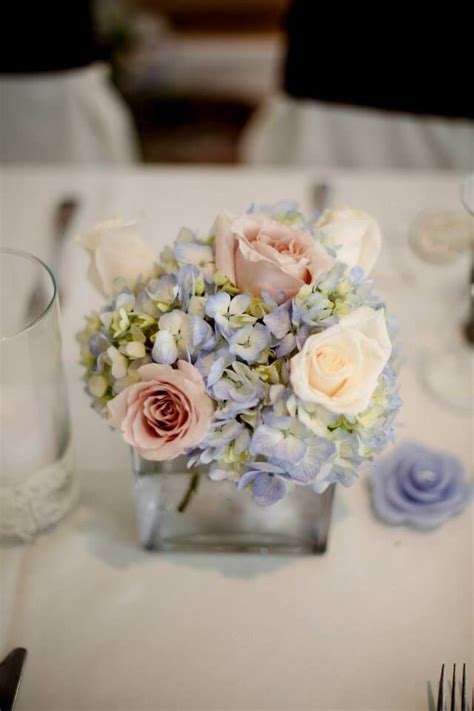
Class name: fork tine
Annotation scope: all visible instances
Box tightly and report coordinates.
[460,663,466,711]
[450,664,456,711]
[451,664,456,711]
[437,664,445,711]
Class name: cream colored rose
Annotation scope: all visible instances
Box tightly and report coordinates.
[316,207,382,275]
[290,306,391,416]
[78,219,156,296]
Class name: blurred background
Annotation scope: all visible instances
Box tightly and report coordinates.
[1,0,472,170]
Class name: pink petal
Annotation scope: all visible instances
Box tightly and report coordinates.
[234,239,303,300]
[107,381,148,428]
[176,359,206,389]
[137,438,185,461]
[137,363,174,382]
[132,408,166,450]
[121,398,144,446]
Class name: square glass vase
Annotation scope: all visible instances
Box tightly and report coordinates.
[132,449,335,555]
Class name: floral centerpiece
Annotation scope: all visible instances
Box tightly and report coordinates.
[78,202,400,519]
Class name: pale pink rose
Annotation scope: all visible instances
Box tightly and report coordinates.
[214,212,333,301]
[108,360,214,461]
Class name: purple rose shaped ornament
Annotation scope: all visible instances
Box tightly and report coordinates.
[371,442,471,530]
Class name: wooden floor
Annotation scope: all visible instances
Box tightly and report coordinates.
[126,95,255,164]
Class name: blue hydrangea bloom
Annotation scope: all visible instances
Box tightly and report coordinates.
[250,414,308,464]
[146,274,178,304]
[211,361,264,418]
[250,414,336,484]
[176,265,201,310]
[152,310,213,364]
[194,347,232,386]
[174,241,213,272]
[292,291,335,328]
[229,323,270,363]
[114,288,135,311]
[238,462,288,506]
[263,304,291,339]
[88,332,110,357]
[205,292,253,339]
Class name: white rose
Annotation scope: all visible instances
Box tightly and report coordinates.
[290,306,392,416]
[78,219,156,296]
[316,207,382,275]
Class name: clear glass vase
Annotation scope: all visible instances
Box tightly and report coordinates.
[132,450,335,554]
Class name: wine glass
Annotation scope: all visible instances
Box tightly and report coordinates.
[415,174,473,413]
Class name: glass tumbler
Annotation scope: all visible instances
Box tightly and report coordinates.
[0,249,76,541]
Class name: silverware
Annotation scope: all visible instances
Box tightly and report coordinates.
[436,663,469,711]
[25,196,79,320]
[462,244,474,345]
[0,647,27,711]
[50,196,80,304]
[460,174,474,346]
[311,182,332,214]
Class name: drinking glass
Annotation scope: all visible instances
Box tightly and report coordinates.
[0,249,76,541]
[410,175,474,412]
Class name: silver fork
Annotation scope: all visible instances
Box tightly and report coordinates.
[437,663,469,711]
[311,182,332,215]
[24,195,79,321]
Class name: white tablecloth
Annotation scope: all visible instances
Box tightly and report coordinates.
[0,167,472,711]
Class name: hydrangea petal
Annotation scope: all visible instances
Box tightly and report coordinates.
[205,292,231,319]
[263,306,291,339]
[229,324,270,363]
[250,423,307,465]
[152,331,178,365]
[252,472,286,506]
[275,333,296,358]
[291,437,336,483]
[190,315,214,349]
[174,242,213,268]
[158,309,186,335]
[229,293,252,315]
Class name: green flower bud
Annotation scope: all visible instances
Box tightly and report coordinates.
[121,341,146,359]
[130,325,146,343]
[88,374,108,398]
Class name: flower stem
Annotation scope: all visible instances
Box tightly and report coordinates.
[177,473,200,513]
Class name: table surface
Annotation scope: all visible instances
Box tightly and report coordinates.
[0,166,472,711]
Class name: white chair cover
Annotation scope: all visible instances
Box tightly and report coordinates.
[241,93,473,171]
[0,63,139,164]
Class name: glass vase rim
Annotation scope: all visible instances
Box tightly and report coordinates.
[0,247,57,341]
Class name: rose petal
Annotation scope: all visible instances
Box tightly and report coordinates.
[235,237,303,300]
[214,212,237,284]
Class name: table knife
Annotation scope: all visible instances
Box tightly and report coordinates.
[0,648,27,711]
